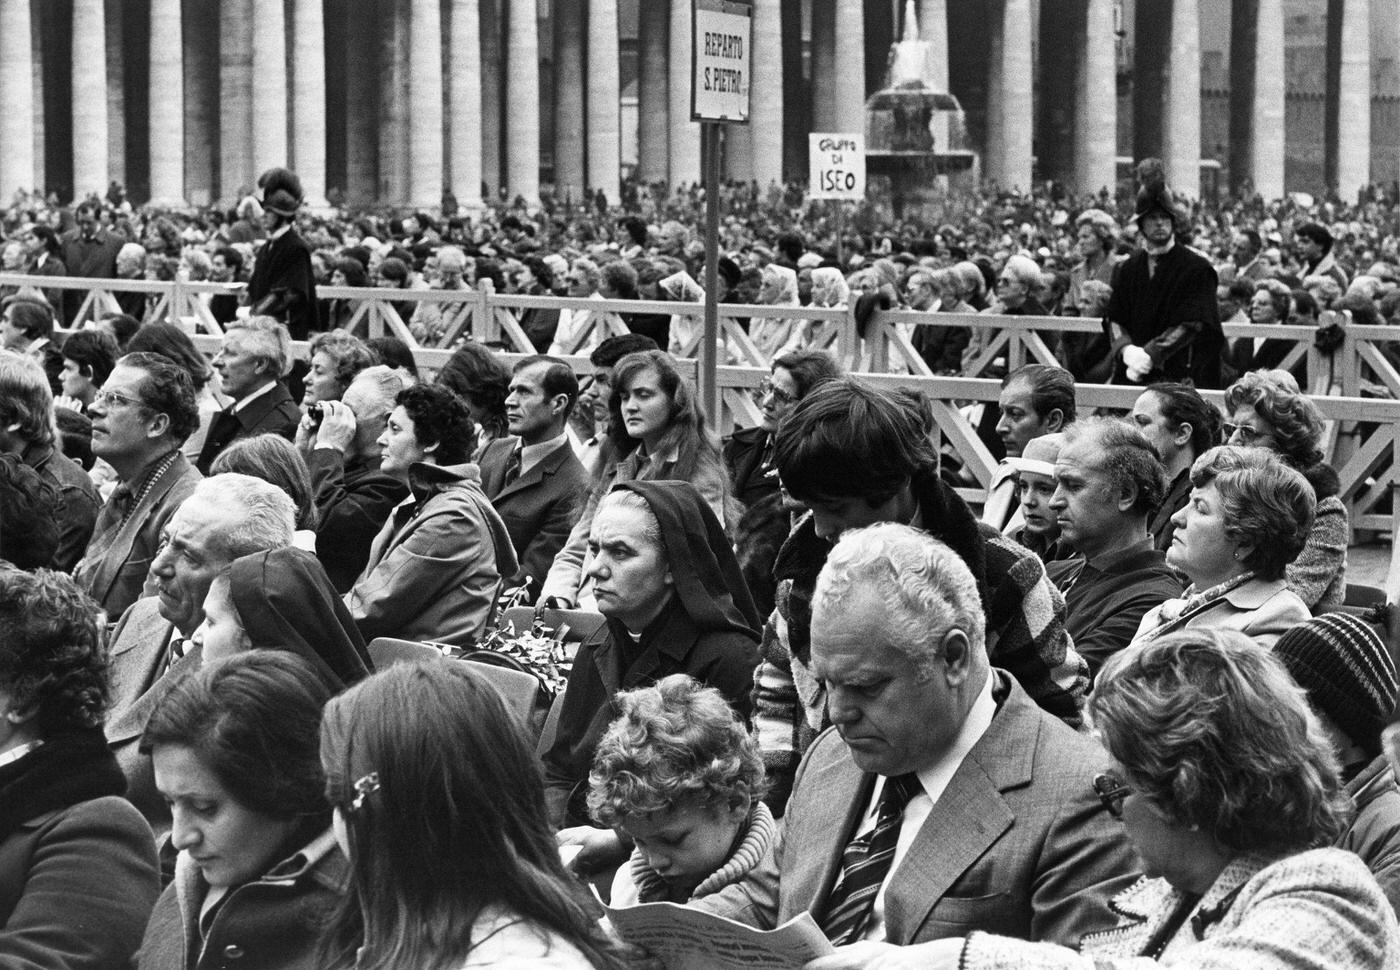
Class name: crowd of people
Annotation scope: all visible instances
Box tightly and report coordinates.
[4,163,1400,969]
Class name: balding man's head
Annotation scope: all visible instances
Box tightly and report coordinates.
[148,474,295,635]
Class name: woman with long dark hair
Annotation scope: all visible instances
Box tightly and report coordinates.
[540,349,734,608]
[137,652,339,970]
[319,660,626,970]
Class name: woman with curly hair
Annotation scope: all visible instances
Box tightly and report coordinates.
[588,674,772,905]
[345,382,516,646]
[318,660,626,970]
[138,652,339,970]
[436,341,510,458]
[1223,369,1346,611]
[1130,446,1312,649]
[0,568,159,967]
[888,629,1400,969]
[1066,208,1121,312]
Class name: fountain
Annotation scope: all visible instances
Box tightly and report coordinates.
[864,0,977,217]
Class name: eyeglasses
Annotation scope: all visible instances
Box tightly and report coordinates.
[996,276,1017,287]
[752,378,797,406]
[91,389,150,411]
[1223,422,1266,444]
[1093,772,1131,819]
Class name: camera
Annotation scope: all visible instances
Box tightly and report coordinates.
[308,402,327,428]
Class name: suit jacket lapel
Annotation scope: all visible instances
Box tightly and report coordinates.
[105,603,177,745]
[787,746,874,925]
[883,674,1038,943]
[882,757,1015,942]
[494,441,569,503]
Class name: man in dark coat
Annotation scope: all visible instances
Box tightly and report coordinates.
[478,356,591,601]
[1043,419,1183,678]
[59,200,123,325]
[246,167,319,340]
[1106,158,1224,388]
[197,317,302,474]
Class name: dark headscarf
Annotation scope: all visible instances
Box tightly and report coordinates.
[610,480,761,638]
[228,547,374,689]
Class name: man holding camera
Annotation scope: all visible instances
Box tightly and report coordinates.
[297,365,411,591]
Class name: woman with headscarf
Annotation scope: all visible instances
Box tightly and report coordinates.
[802,266,849,352]
[748,265,804,361]
[200,546,374,689]
[550,480,761,873]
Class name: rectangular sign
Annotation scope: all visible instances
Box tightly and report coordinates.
[808,132,866,200]
[692,0,752,122]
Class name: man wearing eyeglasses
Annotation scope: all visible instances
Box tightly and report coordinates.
[74,352,203,619]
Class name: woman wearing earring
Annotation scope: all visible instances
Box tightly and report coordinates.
[1130,446,1313,650]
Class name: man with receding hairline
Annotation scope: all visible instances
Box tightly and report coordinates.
[697,524,1136,952]
[103,473,296,831]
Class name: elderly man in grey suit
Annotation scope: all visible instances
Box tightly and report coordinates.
[103,474,295,833]
[697,523,1138,958]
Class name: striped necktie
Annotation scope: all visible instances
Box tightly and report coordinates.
[503,446,522,487]
[819,773,922,945]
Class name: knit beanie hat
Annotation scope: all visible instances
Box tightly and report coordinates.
[1274,612,1398,756]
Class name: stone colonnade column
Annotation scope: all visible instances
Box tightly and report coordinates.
[291,0,328,206]
[1337,0,1372,201]
[1251,0,1285,201]
[668,0,701,185]
[998,0,1033,191]
[448,0,483,208]
[636,0,669,183]
[810,0,836,131]
[832,0,865,134]
[505,0,540,202]
[554,0,585,201]
[71,0,108,199]
[1077,0,1117,195]
[408,0,445,209]
[1163,0,1200,198]
[220,0,254,202]
[251,0,288,178]
[148,0,185,205]
[587,0,621,202]
[749,0,783,189]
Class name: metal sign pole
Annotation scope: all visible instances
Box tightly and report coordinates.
[701,122,721,424]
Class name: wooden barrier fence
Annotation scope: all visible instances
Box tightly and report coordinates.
[13,272,1399,587]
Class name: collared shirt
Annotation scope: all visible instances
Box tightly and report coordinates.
[0,739,43,769]
[854,674,998,941]
[232,380,277,414]
[1055,537,1157,594]
[519,431,568,479]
